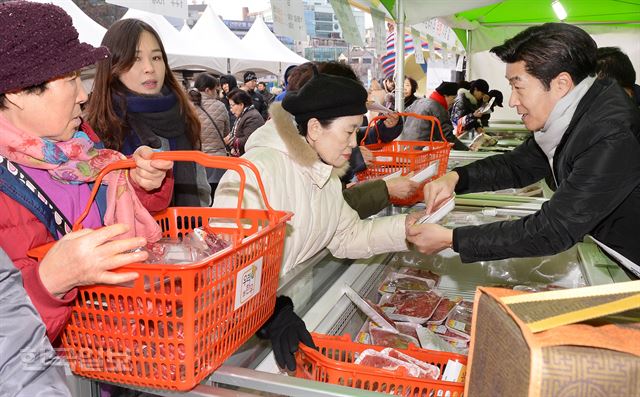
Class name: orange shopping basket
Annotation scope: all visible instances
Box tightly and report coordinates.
[356,113,453,206]
[296,333,467,396]
[28,151,292,391]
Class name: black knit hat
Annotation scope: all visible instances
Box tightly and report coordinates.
[0,1,109,94]
[435,81,459,96]
[243,71,257,82]
[470,79,489,95]
[282,71,368,126]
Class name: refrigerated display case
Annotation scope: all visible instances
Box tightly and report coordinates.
[65,198,632,397]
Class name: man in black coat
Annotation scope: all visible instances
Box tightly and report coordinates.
[242,71,269,120]
[407,23,640,276]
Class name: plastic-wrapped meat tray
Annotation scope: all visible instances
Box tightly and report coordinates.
[380,291,443,323]
[427,297,461,325]
[369,326,420,350]
[396,267,441,286]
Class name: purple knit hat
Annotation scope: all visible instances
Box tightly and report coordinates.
[0,1,110,94]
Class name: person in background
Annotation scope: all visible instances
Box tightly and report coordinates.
[450,78,490,136]
[213,68,434,370]
[242,70,269,120]
[479,89,504,128]
[274,64,297,102]
[403,76,420,109]
[85,18,210,207]
[219,74,238,125]
[0,248,71,397]
[190,73,231,196]
[257,81,275,105]
[367,78,386,108]
[224,88,265,156]
[0,1,172,343]
[596,46,639,106]
[402,81,469,150]
[412,23,640,274]
[383,76,396,109]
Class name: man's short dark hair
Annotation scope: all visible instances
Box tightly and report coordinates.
[596,47,636,90]
[490,23,597,90]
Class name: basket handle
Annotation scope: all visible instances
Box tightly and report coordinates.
[360,113,448,145]
[74,151,279,237]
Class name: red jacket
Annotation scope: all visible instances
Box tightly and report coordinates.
[0,123,173,342]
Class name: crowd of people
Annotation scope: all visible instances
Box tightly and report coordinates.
[1,1,639,396]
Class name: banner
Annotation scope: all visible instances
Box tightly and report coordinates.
[271,0,306,42]
[427,34,435,62]
[106,0,187,19]
[370,8,387,55]
[411,28,425,64]
[329,0,364,47]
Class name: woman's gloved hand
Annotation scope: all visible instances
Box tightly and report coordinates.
[256,296,316,371]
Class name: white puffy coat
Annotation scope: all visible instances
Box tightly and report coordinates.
[213,102,408,275]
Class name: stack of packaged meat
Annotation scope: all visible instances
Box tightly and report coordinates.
[354,348,441,380]
[142,227,230,264]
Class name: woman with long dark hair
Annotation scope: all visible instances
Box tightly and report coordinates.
[85,18,210,206]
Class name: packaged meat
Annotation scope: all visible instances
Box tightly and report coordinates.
[380,291,443,323]
[396,267,440,286]
[416,326,462,354]
[445,301,473,338]
[141,228,230,264]
[379,272,436,294]
[395,322,420,340]
[369,325,420,350]
[354,349,424,378]
[383,348,441,380]
[427,297,462,325]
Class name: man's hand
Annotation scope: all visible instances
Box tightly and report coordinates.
[129,146,173,191]
[406,223,454,254]
[423,172,459,214]
[39,224,146,297]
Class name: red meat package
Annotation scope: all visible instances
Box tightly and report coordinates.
[396,267,441,287]
[379,273,435,294]
[354,349,424,378]
[445,300,474,338]
[369,325,420,350]
[395,322,420,340]
[427,297,462,325]
[142,228,229,264]
[383,348,441,380]
[380,291,443,323]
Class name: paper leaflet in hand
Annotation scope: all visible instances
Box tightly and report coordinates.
[477,96,495,115]
[410,162,438,183]
[417,196,455,224]
[366,101,393,114]
[344,284,397,333]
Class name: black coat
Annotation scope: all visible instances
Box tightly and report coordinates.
[450,90,481,133]
[452,78,640,268]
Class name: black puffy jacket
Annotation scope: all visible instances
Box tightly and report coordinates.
[452,78,640,268]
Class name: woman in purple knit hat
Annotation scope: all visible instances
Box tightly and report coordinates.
[0,1,174,347]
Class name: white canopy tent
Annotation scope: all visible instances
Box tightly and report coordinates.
[232,16,309,75]
[188,6,253,74]
[35,0,106,47]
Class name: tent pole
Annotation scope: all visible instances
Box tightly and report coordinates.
[394,0,405,112]
[227,58,231,74]
[466,29,472,80]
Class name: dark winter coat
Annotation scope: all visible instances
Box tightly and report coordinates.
[452,78,640,269]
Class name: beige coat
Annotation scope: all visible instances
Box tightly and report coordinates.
[197,94,230,155]
[213,102,408,275]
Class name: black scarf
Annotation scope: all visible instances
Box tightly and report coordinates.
[124,87,201,206]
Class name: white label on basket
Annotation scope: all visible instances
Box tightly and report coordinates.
[234,258,263,310]
[376,156,393,162]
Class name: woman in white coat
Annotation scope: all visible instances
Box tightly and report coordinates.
[212,67,430,370]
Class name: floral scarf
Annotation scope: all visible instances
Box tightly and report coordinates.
[0,114,162,242]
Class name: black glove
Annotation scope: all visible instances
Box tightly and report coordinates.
[257,296,316,371]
